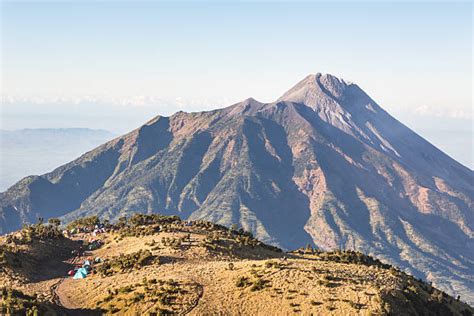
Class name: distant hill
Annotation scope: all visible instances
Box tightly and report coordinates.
[0,73,472,304]
[0,214,472,315]
[0,128,115,191]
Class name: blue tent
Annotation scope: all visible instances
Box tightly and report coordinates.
[73,267,88,279]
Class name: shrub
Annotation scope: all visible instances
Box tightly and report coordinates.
[265,261,282,269]
[97,249,155,276]
[316,250,392,269]
[48,218,61,227]
[235,276,250,288]
[250,278,268,291]
[66,216,100,231]
[0,287,53,315]
[17,223,63,243]
[118,286,133,294]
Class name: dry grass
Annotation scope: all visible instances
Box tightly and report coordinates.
[1,219,472,316]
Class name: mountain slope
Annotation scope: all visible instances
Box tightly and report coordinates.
[0,128,115,191]
[0,73,472,303]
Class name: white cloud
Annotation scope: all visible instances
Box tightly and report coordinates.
[412,105,472,120]
[0,95,229,110]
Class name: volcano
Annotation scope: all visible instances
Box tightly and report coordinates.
[1,73,472,302]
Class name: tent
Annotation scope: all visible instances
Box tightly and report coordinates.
[73,267,88,279]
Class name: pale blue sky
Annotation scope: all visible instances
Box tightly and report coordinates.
[1,1,473,167]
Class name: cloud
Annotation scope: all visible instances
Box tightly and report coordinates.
[3,95,471,121]
[0,95,230,110]
[412,105,472,120]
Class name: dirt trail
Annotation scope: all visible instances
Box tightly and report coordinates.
[55,279,79,310]
[49,240,86,313]
[50,278,64,307]
[182,282,204,314]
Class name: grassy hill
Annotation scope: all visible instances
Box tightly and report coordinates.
[1,214,472,315]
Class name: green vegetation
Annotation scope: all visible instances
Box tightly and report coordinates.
[0,244,22,271]
[63,212,282,257]
[250,278,269,291]
[95,278,200,314]
[235,275,269,292]
[114,214,181,238]
[161,236,188,249]
[315,250,392,269]
[235,276,250,288]
[128,214,180,227]
[48,218,61,227]
[97,249,155,276]
[194,221,281,255]
[0,287,57,315]
[265,260,283,269]
[66,215,100,230]
[5,222,65,245]
[380,275,473,316]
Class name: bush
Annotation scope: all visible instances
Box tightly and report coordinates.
[48,218,61,227]
[161,237,184,249]
[316,250,391,269]
[97,249,155,276]
[118,286,133,294]
[66,216,100,231]
[16,223,63,244]
[249,278,269,291]
[129,214,180,227]
[265,261,283,269]
[0,287,54,315]
[97,279,193,313]
[235,276,250,288]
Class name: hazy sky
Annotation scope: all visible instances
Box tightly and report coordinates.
[1,1,473,167]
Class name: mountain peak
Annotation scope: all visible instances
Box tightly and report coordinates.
[277,73,352,106]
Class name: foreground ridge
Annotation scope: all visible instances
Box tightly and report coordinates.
[0,214,472,315]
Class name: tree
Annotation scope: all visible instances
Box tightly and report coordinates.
[48,218,61,227]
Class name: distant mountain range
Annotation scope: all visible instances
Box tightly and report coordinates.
[0,74,472,303]
[0,128,115,191]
